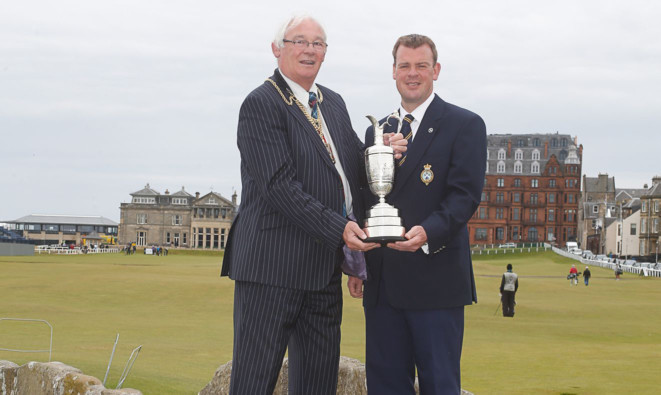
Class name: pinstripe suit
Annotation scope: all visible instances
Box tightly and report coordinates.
[221,69,366,394]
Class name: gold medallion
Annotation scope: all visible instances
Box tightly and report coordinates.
[420,164,434,186]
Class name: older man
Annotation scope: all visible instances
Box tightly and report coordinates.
[221,15,405,395]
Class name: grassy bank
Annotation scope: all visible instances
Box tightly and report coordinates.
[1,251,659,394]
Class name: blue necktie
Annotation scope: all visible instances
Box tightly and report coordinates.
[308,92,319,119]
[397,114,414,167]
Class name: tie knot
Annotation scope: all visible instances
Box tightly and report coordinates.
[403,114,414,123]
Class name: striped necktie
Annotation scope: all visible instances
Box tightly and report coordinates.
[397,114,414,167]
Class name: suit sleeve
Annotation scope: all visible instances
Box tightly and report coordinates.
[237,93,348,249]
[420,114,487,251]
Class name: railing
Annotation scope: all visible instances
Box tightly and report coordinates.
[35,245,121,254]
[0,318,53,362]
[471,243,549,255]
[551,246,661,277]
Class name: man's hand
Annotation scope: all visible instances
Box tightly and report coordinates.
[347,276,364,298]
[387,225,427,252]
[343,221,379,252]
[383,132,408,159]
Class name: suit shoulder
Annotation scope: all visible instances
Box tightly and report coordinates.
[443,100,484,123]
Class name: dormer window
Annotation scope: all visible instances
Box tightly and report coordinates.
[208,197,217,205]
[133,197,155,204]
[172,198,188,205]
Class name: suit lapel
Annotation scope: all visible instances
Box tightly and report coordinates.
[270,70,337,170]
[391,95,446,197]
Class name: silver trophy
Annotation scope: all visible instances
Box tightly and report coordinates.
[363,113,406,243]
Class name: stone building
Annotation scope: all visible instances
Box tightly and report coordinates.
[469,133,582,246]
[639,176,661,259]
[577,174,617,254]
[119,184,237,249]
[3,214,118,245]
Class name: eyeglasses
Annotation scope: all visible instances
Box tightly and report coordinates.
[282,39,328,51]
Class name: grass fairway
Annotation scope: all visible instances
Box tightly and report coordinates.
[1,251,659,394]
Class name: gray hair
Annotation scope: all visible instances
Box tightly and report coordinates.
[273,14,326,48]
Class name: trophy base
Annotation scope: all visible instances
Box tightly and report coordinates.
[364,225,406,245]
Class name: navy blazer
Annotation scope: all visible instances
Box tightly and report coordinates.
[363,95,486,310]
[221,70,366,291]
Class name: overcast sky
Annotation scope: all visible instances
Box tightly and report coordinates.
[1,0,659,222]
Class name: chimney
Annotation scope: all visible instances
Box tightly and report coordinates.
[652,176,661,185]
[164,189,170,195]
[232,191,238,206]
[544,141,549,159]
[195,192,200,199]
[507,140,512,157]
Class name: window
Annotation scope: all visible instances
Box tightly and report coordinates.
[530,193,538,204]
[593,205,598,214]
[45,224,59,232]
[514,161,522,173]
[641,201,647,212]
[549,193,555,203]
[531,179,538,188]
[496,208,504,219]
[173,233,180,247]
[183,233,187,245]
[496,193,504,203]
[551,138,558,147]
[654,218,659,233]
[172,198,188,205]
[530,209,538,222]
[640,240,646,256]
[172,215,182,226]
[166,233,171,243]
[618,224,622,236]
[549,179,556,187]
[475,228,488,240]
[497,178,504,187]
[206,228,212,248]
[567,194,574,203]
[531,161,540,174]
[641,218,647,233]
[512,226,520,240]
[517,139,524,147]
[213,228,219,248]
[655,201,660,212]
[513,208,520,220]
[62,225,76,233]
[208,197,217,204]
[631,223,637,235]
[528,227,538,241]
[137,214,147,224]
[496,227,504,240]
[532,149,540,161]
[514,149,523,160]
[513,193,520,203]
[498,149,506,160]
[562,138,567,147]
[547,227,555,241]
[479,207,487,219]
[548,209,555,222]
[133,197,156,204]
[497,161,505,173]
[533,138,540,147]
[481,192,487,202]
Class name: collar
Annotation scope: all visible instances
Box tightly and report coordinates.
[279,68,319,108]
[398,92,436,124]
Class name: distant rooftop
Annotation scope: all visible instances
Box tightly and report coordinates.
[5,214,118,226]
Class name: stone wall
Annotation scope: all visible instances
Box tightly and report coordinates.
[0,360,141,395]
[199,356,473,395]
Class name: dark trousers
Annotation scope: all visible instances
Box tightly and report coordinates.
[365,284,464,395]
[229,272,342,395]
[502,290,516,317]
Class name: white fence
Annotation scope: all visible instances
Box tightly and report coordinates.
[471,243,550,255]
[551,246,661,278]
[35,245,121,255]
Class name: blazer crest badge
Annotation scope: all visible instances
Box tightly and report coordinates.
[420,164,434,186]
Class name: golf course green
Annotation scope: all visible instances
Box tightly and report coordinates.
[1,250,658,394]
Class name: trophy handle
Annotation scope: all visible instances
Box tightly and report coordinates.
[366,115,384,147]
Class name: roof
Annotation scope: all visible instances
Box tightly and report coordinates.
[171,187,192,197]
[642,181,661,198]
[194,191,236,207]
[131,183,160,196]
[6,214,118,226]
[616,188,648,201]
[486,133,580,176]
[584,175,615,193]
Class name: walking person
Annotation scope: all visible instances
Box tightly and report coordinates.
[499,263,518,317]
[568,264,579,286]
[583,266,591,286]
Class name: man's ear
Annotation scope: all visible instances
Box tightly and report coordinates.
[271,42,281,58]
